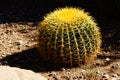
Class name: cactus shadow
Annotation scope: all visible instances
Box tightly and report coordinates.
[0,48,63,72]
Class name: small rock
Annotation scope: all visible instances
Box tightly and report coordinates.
[30,26,37,30]
[48,71,57,77]
[61,68,66,71]
[53,75,60,80]
[25,44,30,47]
[61,75,69,80]
[15,41,21,45]
[80,69,86,78]
[18,25,27,33]
[112,74,118,77]
[18,40,23,44]
[1,54,6,58]
[80,69,86,73]
[0,66,47,80]
[105,58,110,61]
[79,75,84,79]
[95,60,104,66]
[102,74,110,79]
[117,73,120,76]
[111,63,120,70]
[96,69,100,74]
[111,77,120,80]
[27,22,33,26]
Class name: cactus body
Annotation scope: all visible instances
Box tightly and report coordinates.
[38,7,101,66]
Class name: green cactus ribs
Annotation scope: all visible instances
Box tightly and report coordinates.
[37,7,101,67]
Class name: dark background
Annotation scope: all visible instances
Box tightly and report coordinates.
[0,0,120,23]
[0,0,120,50]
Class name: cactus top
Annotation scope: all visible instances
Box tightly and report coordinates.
[43,7,94,26]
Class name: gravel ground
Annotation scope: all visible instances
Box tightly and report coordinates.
[0,22,120,80]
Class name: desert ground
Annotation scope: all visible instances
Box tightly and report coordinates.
[0,20,119,80]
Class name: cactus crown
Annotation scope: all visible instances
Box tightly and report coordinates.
[38,7,101,66]
[45,8,89,23]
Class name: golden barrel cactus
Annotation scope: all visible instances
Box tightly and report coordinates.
[37,7,101,66]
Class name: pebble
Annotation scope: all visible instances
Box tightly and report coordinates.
[1,54,6,57]
[19,40,23,44]
[105,58,110,61]
[112,74,118,77]
[95,60,104,66]
[111,63,120,70]
[61,68,66,71]
[102,74,110,79]
[61,75,69,80]
[15,41,21,45]
[0,66,47,80]
[27,22,33,26]
[53,75,60,80]
[80,69,86,77]
[48,71,57,77]
[117,73,120,76]
[111,77,120,80]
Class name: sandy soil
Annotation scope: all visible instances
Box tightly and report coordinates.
[0,22,120,80]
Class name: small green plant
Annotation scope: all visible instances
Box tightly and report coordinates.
[86,69,99,80]
[37,7,101,66]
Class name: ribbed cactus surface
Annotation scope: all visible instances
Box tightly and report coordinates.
[38,7,101,66]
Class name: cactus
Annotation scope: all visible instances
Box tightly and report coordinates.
[37,7,101,66]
